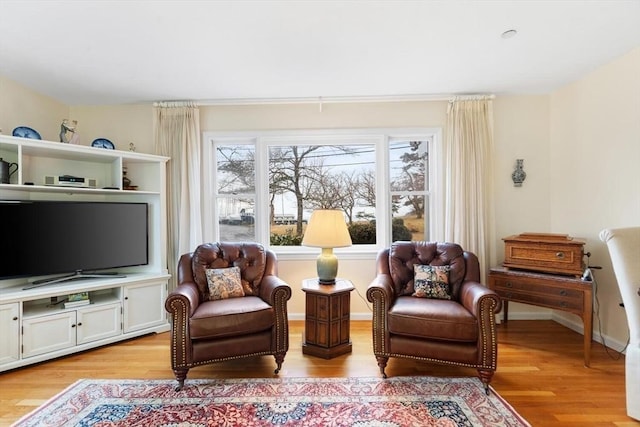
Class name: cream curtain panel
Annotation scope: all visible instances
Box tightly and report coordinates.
[154,101,203,290]
[444,97,495,281]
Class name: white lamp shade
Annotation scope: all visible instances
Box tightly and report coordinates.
[302,209,352,248]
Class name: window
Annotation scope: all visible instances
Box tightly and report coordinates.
[215,142,257,242]
[205,128,441,253]
[389,138,431,242]
[268,143,377,246]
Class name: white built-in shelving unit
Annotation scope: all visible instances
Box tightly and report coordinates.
[0,135,170,372]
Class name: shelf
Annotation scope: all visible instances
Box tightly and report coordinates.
[22,288,121,318]
[0,135,168,193]
[0,183,160,196]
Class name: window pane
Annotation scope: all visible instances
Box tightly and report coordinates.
[389,140,428,192]
[216,145,255,194]
[391,195,427,242]
[218,198,255,241]
[268,144,376,246]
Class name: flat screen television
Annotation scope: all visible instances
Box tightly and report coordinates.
[0,201,149,288]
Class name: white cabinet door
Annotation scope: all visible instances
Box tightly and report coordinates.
[123,281,167,333]
[0,303,20,365]
[77,303,122,345]
[22,312,76,358]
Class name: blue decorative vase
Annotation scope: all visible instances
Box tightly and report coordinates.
[512,159,526,187]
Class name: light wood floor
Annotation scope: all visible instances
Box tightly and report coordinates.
[0,320,637,427]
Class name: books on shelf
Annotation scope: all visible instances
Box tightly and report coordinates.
[68,292,89,302]
[64,292,90,309]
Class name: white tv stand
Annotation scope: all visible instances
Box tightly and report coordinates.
[0,135,170,372]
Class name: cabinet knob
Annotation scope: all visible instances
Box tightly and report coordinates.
[77,322,82,327]
[71,324,76,328]
[12,316,18,321]
[506,282,513,288]
[559,289,568,296]
[506,292,513,299]
[560,301,567,307]
[555,252,565,259]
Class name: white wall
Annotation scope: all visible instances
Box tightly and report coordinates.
[0,75,68,142]
[549,47,640,348]
[69,104,154,152]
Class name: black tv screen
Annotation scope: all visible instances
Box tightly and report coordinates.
[0,201,149,281]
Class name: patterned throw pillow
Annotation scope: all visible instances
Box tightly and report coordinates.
[413,264,452,299]
[205,266,245,301]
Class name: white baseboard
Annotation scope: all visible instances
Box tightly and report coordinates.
[290,311,629,354]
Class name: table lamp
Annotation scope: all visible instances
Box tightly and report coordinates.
[302,209,352,284]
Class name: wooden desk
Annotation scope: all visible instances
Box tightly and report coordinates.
[488,266,593,367]
[301,278,354,359]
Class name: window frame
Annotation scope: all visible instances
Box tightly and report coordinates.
[203,128,443,259]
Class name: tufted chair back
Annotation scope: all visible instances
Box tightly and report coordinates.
[387,241,469,300]
[190,242,268,300]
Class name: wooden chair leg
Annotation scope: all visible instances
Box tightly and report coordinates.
[173,368,189,391]
[274,352,286,374]
[376,356,389,379]
[477,369,494,395]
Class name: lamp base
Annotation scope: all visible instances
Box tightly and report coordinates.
[316,247,338,285]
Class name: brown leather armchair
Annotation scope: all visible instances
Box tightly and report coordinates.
[366,241,502,392]
[165,242,292,390]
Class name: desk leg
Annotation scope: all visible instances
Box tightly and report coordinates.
[503,300,509,323]
[583,289,593,368]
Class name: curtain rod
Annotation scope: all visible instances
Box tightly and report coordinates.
[191,93,495,107]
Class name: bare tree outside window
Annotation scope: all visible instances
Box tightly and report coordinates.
[268,144,376,246]
[210,130,436,248]
[390,139,430,242]
[216,144,256,241]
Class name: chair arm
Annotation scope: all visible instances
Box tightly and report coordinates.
[165,282,200,370]
[366,274,396,356]
[259,275,293,306]
[165,282,201,319]
[460,281,502,369]
[459,280,502,318]
[366,274,395,304]
[260,275,292,355]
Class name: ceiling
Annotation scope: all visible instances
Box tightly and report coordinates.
[1,1,639,106]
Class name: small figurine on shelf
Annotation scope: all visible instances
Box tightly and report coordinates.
[59,119,79,144]
[59,119,73,142]
[129,142,136,152]
[122,166,137,190]
[68,120,80,144]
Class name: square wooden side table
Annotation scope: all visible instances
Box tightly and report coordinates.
[301,278,354,359]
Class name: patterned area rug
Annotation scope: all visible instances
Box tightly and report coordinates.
[14,376,530,426]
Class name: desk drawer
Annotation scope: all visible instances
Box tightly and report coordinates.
[491,278,583,300]
[495,288,583,311]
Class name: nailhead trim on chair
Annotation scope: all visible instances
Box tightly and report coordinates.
[191,351,275,367]
[478,294,499,370]
[368,288,388,355]
[167,283,291,371]
[367,283,500,375]
[167,297,189,368]
[274,286,291,354]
